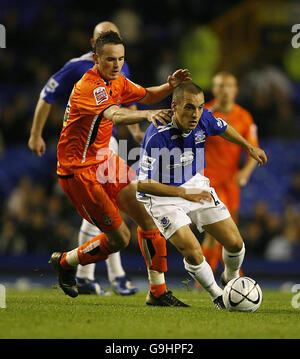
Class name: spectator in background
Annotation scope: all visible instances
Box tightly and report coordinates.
[265,224,300,262]
[285,168,300,211]
[239,56,296,138]
[0,219,27,256]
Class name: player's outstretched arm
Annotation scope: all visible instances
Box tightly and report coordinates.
[220,124,267,167]
[28,98,51,157]
[137,179,212,204]
[139,69,191,105]
[103,106,172,127]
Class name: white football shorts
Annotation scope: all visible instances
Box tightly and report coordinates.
[137,174,231,240]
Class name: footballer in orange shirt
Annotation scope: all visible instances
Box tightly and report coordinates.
[202,71,259,273]
[50,30,192,306]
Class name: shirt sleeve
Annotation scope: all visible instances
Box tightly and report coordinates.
[202,109,228,136]
[121,77,147,106]
[73,80,115,116]
[40,61,85,104]
[137,130,162,182]
[242,112,259,147]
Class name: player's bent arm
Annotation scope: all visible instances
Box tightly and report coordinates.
[103,106,172,127]
[139,83,173,105]
[125,105,145,144]
[138,69,191,105]
[28,98,52,156]
[220,124,267,166]
[136,180,212,204]
[237,156,258,186]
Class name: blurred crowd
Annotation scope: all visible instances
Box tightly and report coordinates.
[0,176,81,256]
[0,0,299,262]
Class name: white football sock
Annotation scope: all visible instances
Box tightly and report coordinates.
[222,243,245,282]
[183,257,223,300]
[106,252,126,283]
[147,269,165,285]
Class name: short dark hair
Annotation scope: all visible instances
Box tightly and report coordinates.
[94,30,124,55]
[172,81,203,104]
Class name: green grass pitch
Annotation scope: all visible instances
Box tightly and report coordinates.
[0,287,299,339]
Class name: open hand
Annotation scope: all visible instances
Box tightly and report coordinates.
[168,69,192,89]
[182,188,212,204]
[147,109,172,127]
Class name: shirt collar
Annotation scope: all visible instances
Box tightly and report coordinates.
[171,115,192,137]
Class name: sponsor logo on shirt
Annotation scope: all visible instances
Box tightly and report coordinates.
[215,117,227,128]
[166,151,194,169]
[93,86,108,105]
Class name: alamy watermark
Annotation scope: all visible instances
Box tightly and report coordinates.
[0,24,6,48]
[94,141,205,185]
[291,24,300,48]
[0,284,6,308]
[291,284,300,309]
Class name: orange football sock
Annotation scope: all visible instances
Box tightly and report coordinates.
[77,233,116,266]
[202,246,219,273]
[60,252,74,270]
[150,283,167,297]
[137,228,168,297]
[137,228,167,272]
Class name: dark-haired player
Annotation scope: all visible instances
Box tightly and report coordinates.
[49,30,192,306]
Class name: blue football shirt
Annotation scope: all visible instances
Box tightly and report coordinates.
[137,108,228,195]
[40,51,132,137]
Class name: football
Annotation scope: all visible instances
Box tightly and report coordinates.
[222,277,263,312]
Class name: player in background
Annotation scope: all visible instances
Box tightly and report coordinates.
[28,21,144,296]
[202,71,259,275]
[49,31,192,306]
[136,81,267,308]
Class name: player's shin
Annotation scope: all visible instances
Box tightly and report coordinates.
[60,233,117,269]
[183,257,223,301]
[137,227,167,297]
[222,243,245,283]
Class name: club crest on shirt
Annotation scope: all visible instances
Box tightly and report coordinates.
[194,130,206,144]
[93,86,108,105]
[160,216,171,228]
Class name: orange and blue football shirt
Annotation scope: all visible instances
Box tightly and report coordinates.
[57,65,146,176]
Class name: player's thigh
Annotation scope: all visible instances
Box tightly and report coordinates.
[60,172,124,233]
[203,217,243,252]
[202,183,235,248]
[117,181,156,230]
[168,225,203,265]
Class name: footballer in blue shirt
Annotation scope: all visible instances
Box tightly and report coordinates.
[137,81,267,309]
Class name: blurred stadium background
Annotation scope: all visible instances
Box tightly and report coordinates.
[0,0,299,291]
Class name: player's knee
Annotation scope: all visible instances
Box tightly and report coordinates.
[184,248,204,266]
[118,228,131,249]
[226,236,244,253]
[107,224,131,251]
